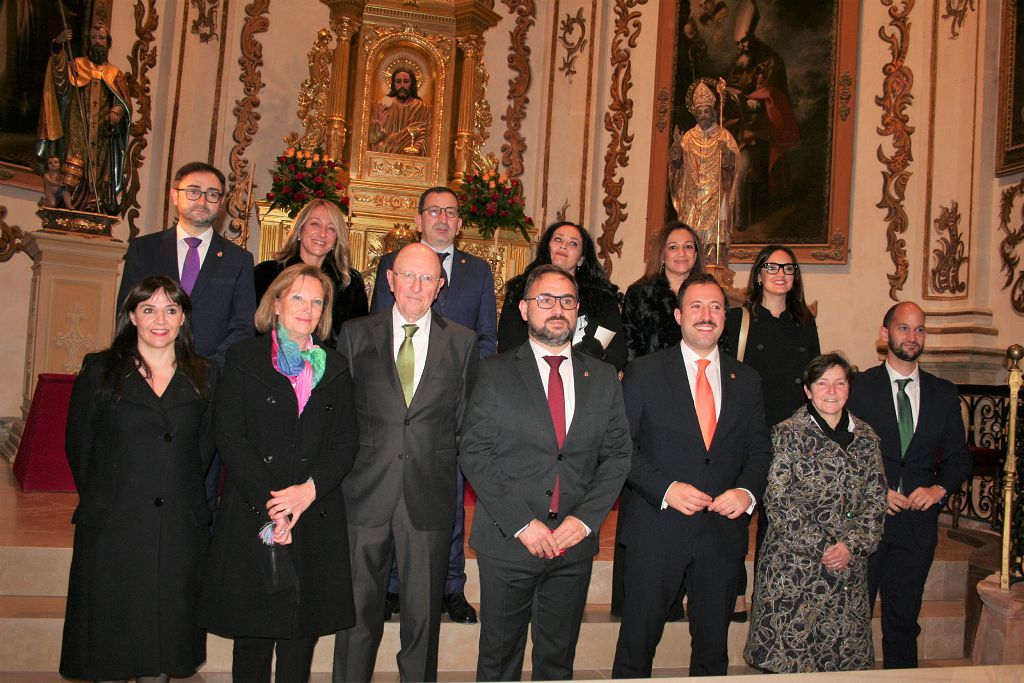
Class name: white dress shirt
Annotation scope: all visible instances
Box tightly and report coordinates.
[884,360,921,431]
[392,308,432,395]
[175,225,214,277]
[528,339,575,430]
[661,341,756,514]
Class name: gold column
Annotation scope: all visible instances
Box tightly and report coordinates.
[1002,344,1022,591]
[452,35,484,186]
[326,16,360,162]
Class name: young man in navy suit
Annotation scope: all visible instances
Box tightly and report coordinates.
[371,186,497,623]
[846,302,970,668]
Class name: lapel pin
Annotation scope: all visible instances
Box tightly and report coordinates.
[216,251,223,257]
[459,258,466,264]
[583,370,590,378]
[730,372,736,379]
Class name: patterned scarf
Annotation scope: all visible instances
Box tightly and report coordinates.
[271,325,325,415]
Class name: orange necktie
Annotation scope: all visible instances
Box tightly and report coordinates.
[695,359,717,450]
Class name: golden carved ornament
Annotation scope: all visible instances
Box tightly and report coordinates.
[191,0,220,42]
[362,24,452,56]
[598,0,649,276]
[838,72,853,122]
[472,50,494,172]
[930,200,968,295]
[558,7,587,78]
[294,28,334,150]
[500,0,534,178]
[0,206,25,263]
[942,0,976,39]
[121,0,159,240]
[997,177,1024,315]
[875,0,915,301]
[226,0,271,247]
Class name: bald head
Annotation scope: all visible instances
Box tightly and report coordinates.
[881,301,926,368]
[387,242,444,323]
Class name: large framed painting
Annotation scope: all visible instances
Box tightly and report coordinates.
[645,0,858,264]
[0,0,109,191]
[998,0,1024,176]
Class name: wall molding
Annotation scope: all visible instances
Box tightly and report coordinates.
[121,0,159,239]
[499,0,535,179]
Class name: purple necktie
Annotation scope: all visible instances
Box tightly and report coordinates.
[181,236,202,295]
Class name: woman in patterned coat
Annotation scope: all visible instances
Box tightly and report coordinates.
[744,353,887,673]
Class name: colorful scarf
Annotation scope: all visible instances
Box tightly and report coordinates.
[271,325,325,415]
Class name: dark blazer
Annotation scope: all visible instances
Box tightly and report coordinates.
[846,363,971,548]
[460,342,632,563]
[498,274,627,372]
[117,227,256,367]
[618,347,772,559]
[721,305,820,426]
[372,247,497,358]
[254,254,369,348]
[60,351,215,681]
[199,335,359,639]
[337,309,479,531]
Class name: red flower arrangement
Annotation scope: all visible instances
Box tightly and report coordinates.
[458,169,532,240]
[265,145,349,219]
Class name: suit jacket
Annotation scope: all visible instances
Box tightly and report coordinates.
[460,342,632,563]
[199,335,359,639]
[372,247,497,358]
[846,363,971,548]
[117,226,256,366]
[618,346,771,559]
[338,309,479,531]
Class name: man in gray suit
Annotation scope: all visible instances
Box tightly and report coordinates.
[332,243,479,682]
[460,264,632,681]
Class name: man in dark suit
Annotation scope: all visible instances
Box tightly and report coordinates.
[612,273,771,678]
[333,242,479,682]
[460,264,631,681]
[116,161,256,368]
[847,301,970,669]
[371,185,497,623]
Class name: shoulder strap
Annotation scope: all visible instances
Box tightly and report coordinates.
[737,306,751,363]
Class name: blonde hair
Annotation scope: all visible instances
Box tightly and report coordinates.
[254,263,335,340]
[274,199,352,288]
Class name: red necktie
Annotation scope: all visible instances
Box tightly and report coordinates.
[544,355,566,515]
[695,358,717,450]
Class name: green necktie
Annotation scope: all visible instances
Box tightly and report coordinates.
[895,377,914,493]
[397,323,418,406]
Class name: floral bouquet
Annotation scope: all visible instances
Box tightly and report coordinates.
[265,145,349,219]
[458,168,533,241]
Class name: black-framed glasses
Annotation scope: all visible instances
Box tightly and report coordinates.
[523,294,579,310]
[422,206,460,219]
[392,271,441,285]
[175,187,224,203]
[761,262,798,275]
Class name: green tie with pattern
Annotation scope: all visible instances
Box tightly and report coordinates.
[895,377,914,494]
[398,324,418,406]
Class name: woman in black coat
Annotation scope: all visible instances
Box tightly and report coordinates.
[497,221,626,372]
[721,243,821,621]
[61,276,216,682]
[254,198,369,348]
[200,263,359,682]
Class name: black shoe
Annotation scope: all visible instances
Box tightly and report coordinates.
[441,591,478,624]
[384,592,400,621]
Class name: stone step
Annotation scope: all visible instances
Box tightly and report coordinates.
[0,596,965,673]
[0,544,969,603]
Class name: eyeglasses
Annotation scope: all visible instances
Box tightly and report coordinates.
[523,294,579,310]
[392,271,441,286]
[761,262,798,275]
[175,187,224,203]
[422,206,460,219]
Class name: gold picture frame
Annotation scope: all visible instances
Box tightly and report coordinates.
[997,0,1024,176]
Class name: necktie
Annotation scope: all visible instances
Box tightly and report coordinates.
[438,252,449,290]
[896,378,914,493]
[695,359,717,450]
[181,236,202,295]
[397,324,418,406]
[544,355,566,516]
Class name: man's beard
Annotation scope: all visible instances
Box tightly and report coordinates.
[394,87,411,101]
[889,338,923,362]
[528,316,573,347]
[88,43,109,65]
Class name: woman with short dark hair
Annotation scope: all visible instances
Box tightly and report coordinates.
[744,353,887,673]
[61,276,216,682]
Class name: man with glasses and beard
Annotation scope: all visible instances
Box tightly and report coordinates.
[846,302,970,669]
[369,67,431,156]
[38,22,131,215]
[460,264,631,681]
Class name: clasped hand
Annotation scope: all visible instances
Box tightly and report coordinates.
[264,480,316,545]
[886,485,944,516]
[822,541,852,572]
[665,482,750,519]
[517,516,588,559]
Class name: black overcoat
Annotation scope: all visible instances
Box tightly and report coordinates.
[60,351,216,680]
[199,335,358,639]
